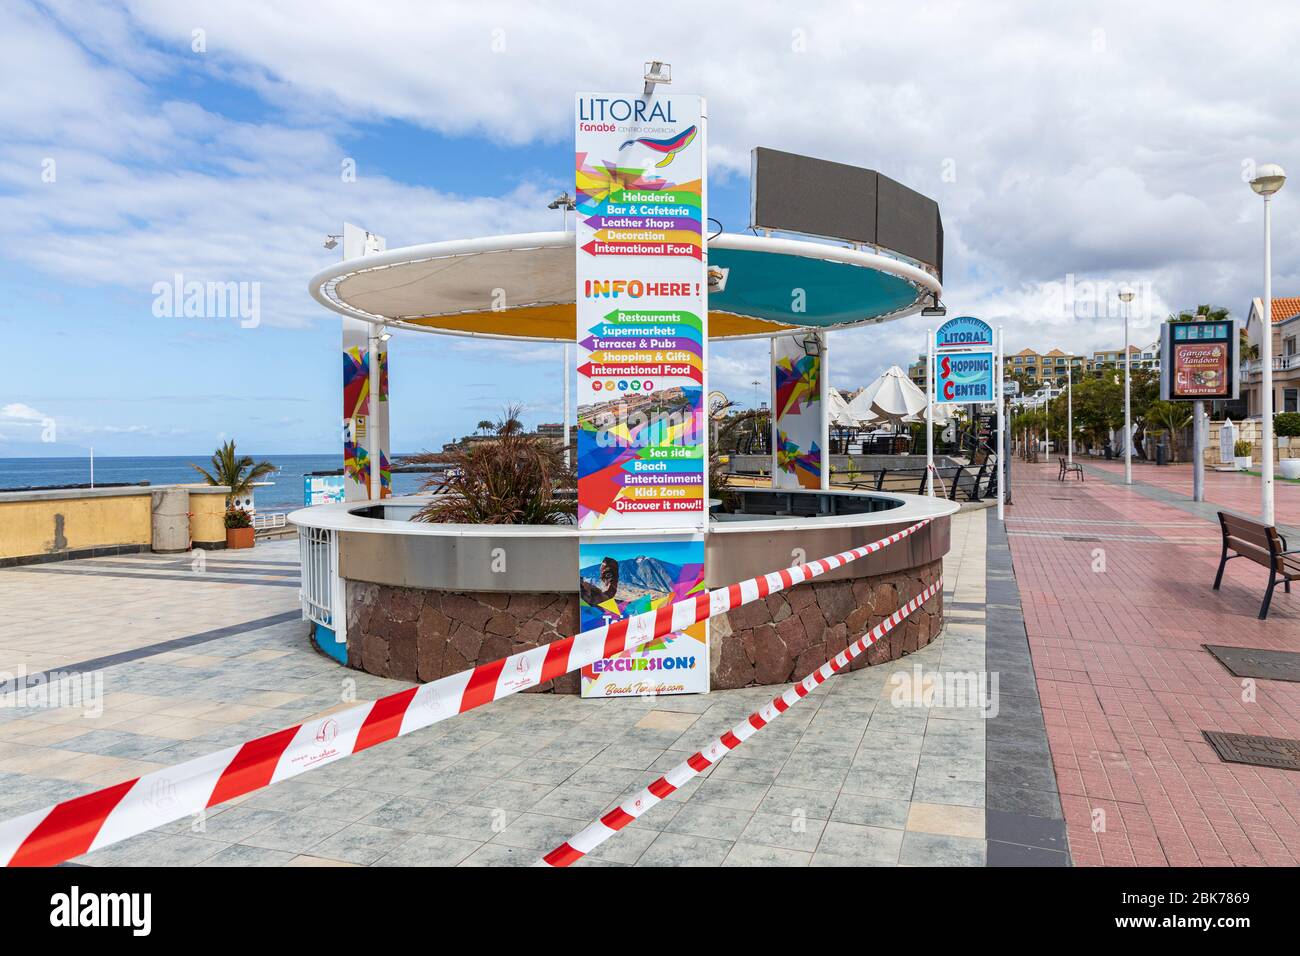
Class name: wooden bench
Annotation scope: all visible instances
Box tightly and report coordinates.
[1213,512,1300,619]
[1058,456,1084,482]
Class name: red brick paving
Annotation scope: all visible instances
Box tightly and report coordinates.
[1006,463,1300,866]
[1083,457,1300,528]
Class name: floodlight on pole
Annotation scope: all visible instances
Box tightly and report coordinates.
[920,293,947,318]
[547,192,576,232]
[643,61,671,96]
[1249,163,1286,525]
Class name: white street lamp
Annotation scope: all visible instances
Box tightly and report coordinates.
[1119,289,1136,484]
[1067,360,1073,467]
[1250,163,1286,526]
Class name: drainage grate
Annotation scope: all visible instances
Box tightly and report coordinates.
[1203,645,1300,682]
[1202,731,1300,771]
[1062,535,1101,542]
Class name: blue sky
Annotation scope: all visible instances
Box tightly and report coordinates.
[3,0,1297,458]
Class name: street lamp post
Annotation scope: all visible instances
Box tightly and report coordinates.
[1067,361,1073,466]
[1251,163,1287,526]
[1044,389,1050,457]
[1119,289,1136,484]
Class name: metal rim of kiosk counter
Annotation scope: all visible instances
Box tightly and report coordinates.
[289,488,957,594]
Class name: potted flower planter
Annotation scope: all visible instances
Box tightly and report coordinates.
[1280,459,1300,480]
[224,507,254,549]
[1233,440,1253,471]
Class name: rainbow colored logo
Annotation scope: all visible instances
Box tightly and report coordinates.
[619,125,697,168]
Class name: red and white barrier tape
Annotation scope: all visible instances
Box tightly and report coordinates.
[540,576,944,867]
[0,518,929,867]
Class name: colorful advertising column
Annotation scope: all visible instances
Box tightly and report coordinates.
[574,92,709,697]
[342,319,390,501]
[341,225,390,502]
[772,333,826,490]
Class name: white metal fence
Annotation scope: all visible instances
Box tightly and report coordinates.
[299,526,335,629]
[253,512,288,532]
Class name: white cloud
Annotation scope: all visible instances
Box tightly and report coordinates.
[0,403,46,421]
[6,0,1300,396]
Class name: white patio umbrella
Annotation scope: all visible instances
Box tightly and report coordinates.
[903,402,956,425]
[847,365,928,423]
[826,387,860,428]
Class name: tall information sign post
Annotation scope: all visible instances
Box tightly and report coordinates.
[574,92,710,697]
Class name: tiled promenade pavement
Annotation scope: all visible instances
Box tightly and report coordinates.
[0,546,298,674]
[0,509,1052,866]
[1081,457,1300,535]
[1008,461,1300,866]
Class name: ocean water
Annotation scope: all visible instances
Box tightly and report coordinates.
[0,455,433,512]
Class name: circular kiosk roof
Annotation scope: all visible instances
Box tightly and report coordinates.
[308,231,940,342]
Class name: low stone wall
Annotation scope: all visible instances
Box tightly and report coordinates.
[346,584,583,692]
[345,557,944,692]
[711,558,943,687]
[0,483,231,565]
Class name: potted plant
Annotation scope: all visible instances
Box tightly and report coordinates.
[1233,439,1253,471]
[1275,414,1300,477]
[225,507,254,549]
[407,406,577,525]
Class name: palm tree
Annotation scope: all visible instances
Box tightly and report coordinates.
[190,440,277,504]
[407,405,574,525]
[1170,304,1230,324]
[1147,400,1193,461]
[1240,330,1260,362]
[476,419,494,435]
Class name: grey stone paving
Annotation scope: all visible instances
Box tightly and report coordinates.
[0,512,1034,866]
[983,508,1069,866]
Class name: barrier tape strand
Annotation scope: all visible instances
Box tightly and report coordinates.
[0,518,929,867]
[540,576,944,867]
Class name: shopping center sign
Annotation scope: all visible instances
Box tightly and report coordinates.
[934,316,995,404]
